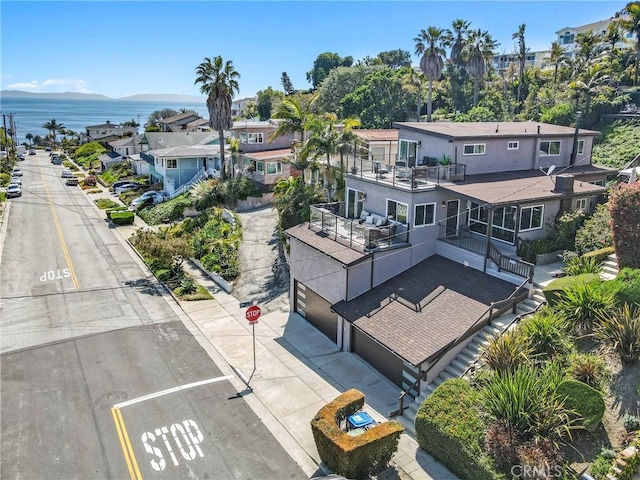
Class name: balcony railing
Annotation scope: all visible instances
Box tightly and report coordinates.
[343,156,466,191]
[309,203,408,251]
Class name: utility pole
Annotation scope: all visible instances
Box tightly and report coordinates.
[570,111,581,166]
[2,114,7,152]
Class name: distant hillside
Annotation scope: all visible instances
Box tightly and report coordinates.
[1,90,111,100]
[118,93,205,103]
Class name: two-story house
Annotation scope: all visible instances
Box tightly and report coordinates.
[285,121,613,392]
[85,121,138,143]
[159,112,204,132]
[556,15,634,60]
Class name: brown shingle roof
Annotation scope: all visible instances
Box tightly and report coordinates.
[354,129,399,142]
[286,223,370,267]
[393,121,600,140]
[245,149,292,160]
[332,255,515,366]
[440,167,609,206]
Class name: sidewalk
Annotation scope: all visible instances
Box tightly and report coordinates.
[86,199,458,480]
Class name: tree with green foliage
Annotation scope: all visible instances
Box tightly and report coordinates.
[272,176,319,232]
[544,42,570,85]
[146,109,178,130]
[306,52,353,89]
[463,28,499,106]
[376,49,412,68]
[42,119,64,147]
[316,65,381,114]
[512,24,528,106]
[619,1,640,86]
[574,203,613,254]
[25,133,33,147]
[195,55,240,182]
[402,68,426,121]
[256,86,283,120]
[281,72,295,95]
[340,67,410,128]
[415,26,447,122]
[610,181,640,268]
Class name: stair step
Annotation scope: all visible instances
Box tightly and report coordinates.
[463,344,482,358]
[444,365,464,378]
[611,465,623,475]
[452,357,474,372]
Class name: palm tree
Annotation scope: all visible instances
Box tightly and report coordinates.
[512,24,527,105]
[25,133,33,147]
[227,136,240,179]
[414,26,446,122]
[544,42,570,84]
[619,1,640,86]
[402,68,426,121]
[42,119,63,147]
[444,19,471,67]
[195,56,240,182]
[569,59,612,113]
[572,30,602,80]
[463,28,499,106]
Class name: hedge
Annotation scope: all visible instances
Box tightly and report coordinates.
[556,380,605,431]
[415,379,501,480]
[542,273,601,307]
[109,210,135,225]
[310,389,403,479]
[106,206,129,219]
[583,246,616,264]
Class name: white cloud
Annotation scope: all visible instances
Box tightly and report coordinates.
[7,78,93,93]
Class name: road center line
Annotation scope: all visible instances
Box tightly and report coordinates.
[114,375,234,409]
[111,406,142,480]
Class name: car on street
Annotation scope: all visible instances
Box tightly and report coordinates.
[52,157,63,165]
[114,182,142,195]
[6,183,22,198]
[29,149,36,155]
[12,168,22,176]
[45,146,51,151]
[65,177,79,186]
[110,179,137,192]
[10,176,22,185]
[129,191,165,210]
[61,170,74,178]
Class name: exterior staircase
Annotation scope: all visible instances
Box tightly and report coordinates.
[395,285,547,436]
[601,253,620,280]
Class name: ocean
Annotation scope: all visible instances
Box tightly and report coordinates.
[0,96,210,144]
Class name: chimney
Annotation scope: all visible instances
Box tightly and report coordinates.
[553,174,574,194]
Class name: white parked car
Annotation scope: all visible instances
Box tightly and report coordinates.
[61,170,74,178]
[129,191,165,210]
[6,183,22,198]
[10,176,22,185]
[114,182,142,195]
[12,168,23,176]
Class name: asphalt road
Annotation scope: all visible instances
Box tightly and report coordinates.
[0,151,305,480]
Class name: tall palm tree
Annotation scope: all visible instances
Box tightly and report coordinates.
[25,133,33,147]
[544,42,570,84]
[444,19,471,67]
[463,28,499,107]
[195,56,240,182]
[401,68,426,121]
[619,1,640,86]
[569,59,611,114]
[572,30,602,79]
[512,24,527,105]
[414,26,446,122]
[42,119,63,147]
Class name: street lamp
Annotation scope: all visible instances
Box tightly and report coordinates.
[570,110,581,166]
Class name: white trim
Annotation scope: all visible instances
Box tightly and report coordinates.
[462,143,486,156]
[507,141,519,150]
[414,202,436,228]
[539,140,561,156]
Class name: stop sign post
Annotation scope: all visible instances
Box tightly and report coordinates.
[245,305,261,324]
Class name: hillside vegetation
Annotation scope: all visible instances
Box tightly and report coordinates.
[592,120,640,169]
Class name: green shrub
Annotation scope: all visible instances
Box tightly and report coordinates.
[310,389,404,479]
[177,284,213,301]
[590,451,615,480]
[595,304,640,364]
[483,330,533,373]
[109,210,135,225]
[543,273,601,307]
[574,204,613,254]
[154,269,173,282]
[610,182,640,269]
[556,379,605,431]
[555,282,616,335]
[609,268,640,307]
[0,172,10,186]
[623,414,640,432]
[137,194,192,225]
[99,161,136,184]
[563,255,603,276]
[106,206,129,219]
[567,352,608,391]
[519,311,572,361]
[415,379,500,480]
[583,246,616,264]
[95,198,121,209]
[591,120,640,169]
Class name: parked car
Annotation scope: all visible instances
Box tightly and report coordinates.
[114,182,142,195]
[18,153,25,161]
[52,157,62,165]
[12,168,23,176]
[110,179,136,192]
[61,170,74,178]
[29,149,36,155]
[6,183,22,198]
[10,176,21,185]
[130,191,165,210]
[45,147,51,152]
[65,177,79,186]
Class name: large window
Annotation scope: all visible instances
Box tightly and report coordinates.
[387,199,408,224]
[469,202,517,244]
[167,159,177,169]
[575,198,587,211]
[519,205,543,231]
[414,203,436,227]
[539,141,561,156]
[463,144,486,155]
[560,32,575,44]
[265,162,282,175]
[399,140,418,167]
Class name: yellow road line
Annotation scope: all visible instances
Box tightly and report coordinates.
[111,407,142,480]
[37,163,80,288]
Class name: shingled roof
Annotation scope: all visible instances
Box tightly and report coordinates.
[332,255,515,366]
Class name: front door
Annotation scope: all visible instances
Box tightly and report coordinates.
[446,200,459,237]
[346,188,364,219]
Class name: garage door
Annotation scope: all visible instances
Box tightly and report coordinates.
[294,281,338,343]
[351,327,403,387]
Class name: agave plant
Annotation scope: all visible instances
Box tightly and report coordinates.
[595,304,640,364]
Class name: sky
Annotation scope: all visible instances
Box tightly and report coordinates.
[0,1,630,100]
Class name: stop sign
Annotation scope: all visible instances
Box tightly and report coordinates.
[245,305,261,323]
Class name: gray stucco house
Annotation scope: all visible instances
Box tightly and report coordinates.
[285,121,613,390]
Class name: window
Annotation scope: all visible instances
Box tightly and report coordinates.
[265,162,282,175]
[519,205,544,231]
[469,202,518,244]
[539,141,561,156]
[561,32,574,44]
[166,159,177,169]
[589,180,604,186]
[414,203,436,227]
[575,198,587,211]
[577,139,585,155]
[508,141,519,150]
[255,161,264,173]
[399,140,418,166]
[240,132,264,144]
[463,144,485,155]
[387,199,408,224]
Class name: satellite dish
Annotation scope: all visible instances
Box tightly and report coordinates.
[546,165,556,176]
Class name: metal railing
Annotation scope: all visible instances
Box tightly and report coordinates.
[392,277,530,417]
[488,244,534,281]
[168,167,206,199]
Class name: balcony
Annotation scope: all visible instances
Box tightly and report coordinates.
[344,157,466,191]
[309,203,409,252]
